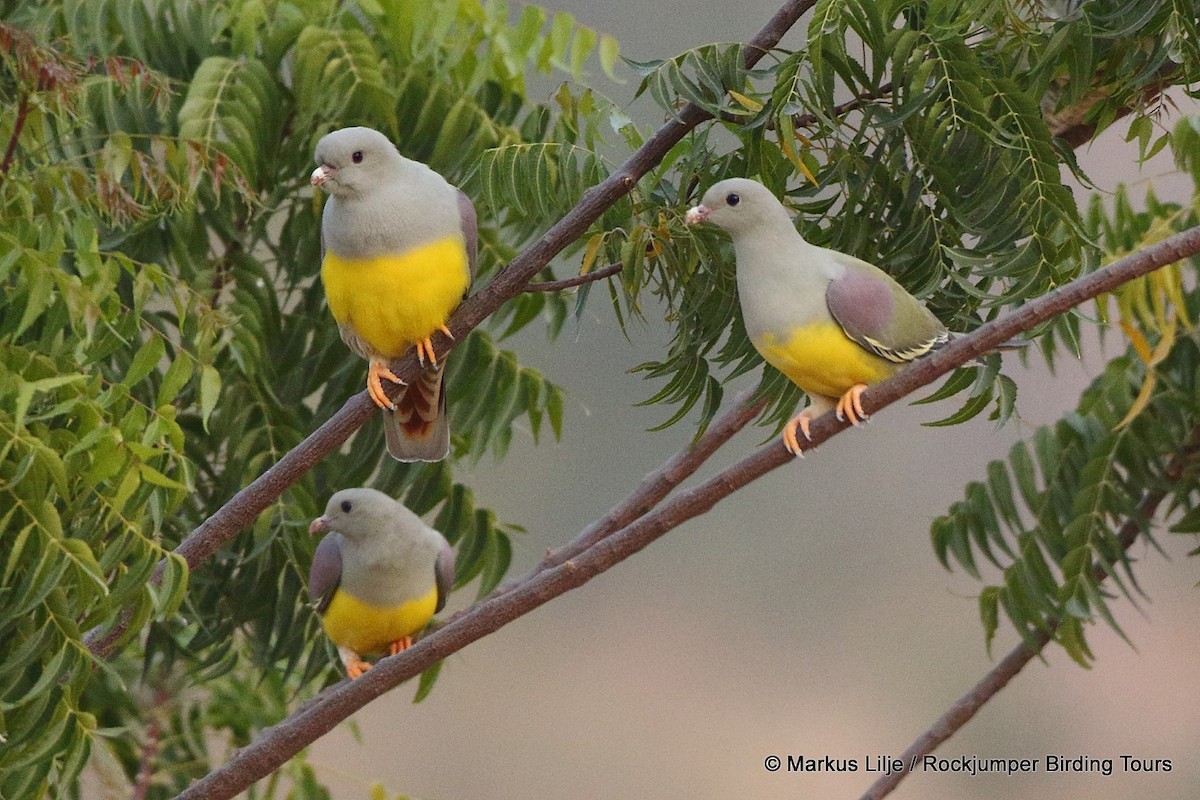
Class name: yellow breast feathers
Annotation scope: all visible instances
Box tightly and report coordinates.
[321,236,470,359]
[758,321,898,399]
[320,584,439,656]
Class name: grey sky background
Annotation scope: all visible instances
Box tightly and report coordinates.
[310,4,1199,798]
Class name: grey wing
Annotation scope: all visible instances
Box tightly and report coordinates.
[309,534,343,615]
[434,542,455,613]
[456,188,478,284]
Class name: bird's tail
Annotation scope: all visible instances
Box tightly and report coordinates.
[383,364,450,461]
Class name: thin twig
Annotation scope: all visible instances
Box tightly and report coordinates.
[717,82,894,130]
[132,685,172,800]
[83,0,817,661]
[858,426,1200,800]
[0,93,30,186]
[523,263,623,292]
[794,82,894,130]
[174,224,1200,800]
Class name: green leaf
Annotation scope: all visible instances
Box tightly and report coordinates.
[923,383,993,427]
[124,335,166,386]
[199,364,221,430]
[412,659,443,703]
[599,34,621,80]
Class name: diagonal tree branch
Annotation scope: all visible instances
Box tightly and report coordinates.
[83,0,817,660]
[858,424,1200,800]
[176,225,1200,800]
[526,388,768,581]
[1043,62,1180,149]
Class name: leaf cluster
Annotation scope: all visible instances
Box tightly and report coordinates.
[933,155,1200,665]
[1,0,618,795]
[615,0,1199,434]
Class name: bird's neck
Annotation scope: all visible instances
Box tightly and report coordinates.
[733,221,827,285]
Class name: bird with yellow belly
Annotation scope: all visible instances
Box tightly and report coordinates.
[686,178,954,456]
[312,126,476,461]
[308,487,456,679]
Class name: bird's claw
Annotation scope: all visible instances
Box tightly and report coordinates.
[835,384,869,426]
[782,410,816,457]
[368,360,405,410]
[415,326,454,368]
[415,337,436,368]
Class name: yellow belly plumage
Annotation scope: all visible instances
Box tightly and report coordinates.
[321,236,470,358]
[758,321,897,399]
[320,585,439,655]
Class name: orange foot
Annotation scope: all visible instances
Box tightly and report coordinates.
[388,636,413,656]
[415,325,454,368]
[346,658,372,679]
[368,359,405,410]
[782,409,818,457]
[835,384,869,426]
[338,647,373,679]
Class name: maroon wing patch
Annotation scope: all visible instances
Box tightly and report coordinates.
[309,534,343,615]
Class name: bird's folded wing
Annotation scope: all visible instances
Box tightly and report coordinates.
[457,189,478,285]
[825,253,950,364]
[309,534,343,614]
[434,542,455,613]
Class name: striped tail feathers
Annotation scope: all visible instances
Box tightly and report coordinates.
[382,364,449,461]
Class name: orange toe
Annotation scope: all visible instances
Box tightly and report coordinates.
[836,384,868,426]
[416,337,438,368]
[368,360,404,410]
[346,659,372,680]
[781,410,815,457]
[388,636,413,656]
[438,324,454,341]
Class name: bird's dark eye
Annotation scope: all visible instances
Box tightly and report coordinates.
[726,192,740,207]
[340,500,352,513]
[351,151,364,164]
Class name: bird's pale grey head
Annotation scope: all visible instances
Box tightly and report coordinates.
[308,487,399,541]
[311,126,402,197]
[685,178,793,237]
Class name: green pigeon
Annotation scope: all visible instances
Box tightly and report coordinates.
[308,488,455,679]
[686,177,955,456]
[311,126,477,461]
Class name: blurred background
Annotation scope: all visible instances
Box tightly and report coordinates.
[310,3,1199,798]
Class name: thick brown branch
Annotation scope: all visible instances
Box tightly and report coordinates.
[174,225,1200,800]
[1044,62,1179,149]
[858,425,1200,800]
[83,0,816,660]
[523,263,623,292]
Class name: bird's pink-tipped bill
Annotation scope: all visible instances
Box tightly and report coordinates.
[685,204,711,225]
[310,163,335,187]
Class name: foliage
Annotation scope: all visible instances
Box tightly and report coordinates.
[932,137,1200,665]
[0,0,614,796]
[600,0,1200,434]
[4,0,1200,797]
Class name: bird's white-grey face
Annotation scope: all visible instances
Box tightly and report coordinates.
[310,127,401,198]
[685,178,786,237]
[309,487,395,542]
